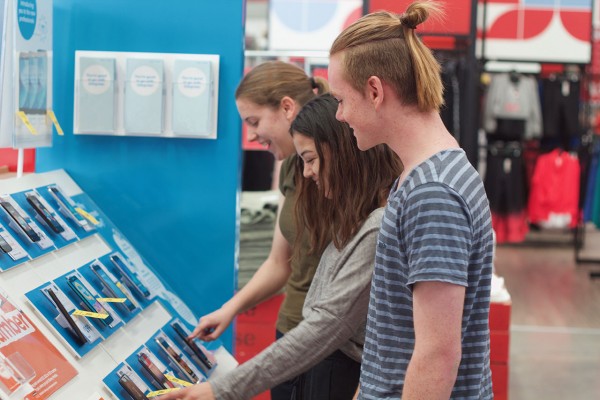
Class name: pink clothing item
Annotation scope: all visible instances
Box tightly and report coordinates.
[528,149,580,229]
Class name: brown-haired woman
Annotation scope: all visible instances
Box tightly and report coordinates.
[160,94,402,400]
[189,61,328,400]
[328,1,494,399]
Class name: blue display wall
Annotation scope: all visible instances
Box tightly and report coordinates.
[36,0,245,350]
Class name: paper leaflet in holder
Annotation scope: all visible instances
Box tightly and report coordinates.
[172,59,213,136]
[47,184,93,231]
[76,57,117,133]
[124,58,164,135]
[0,196,53,249]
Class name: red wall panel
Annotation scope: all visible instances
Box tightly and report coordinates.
[369,0,472,35]
[0,149,36,172]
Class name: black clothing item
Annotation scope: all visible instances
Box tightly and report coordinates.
[291,349,360,400]
[493,118,526,142]
[270,330,297,400]
[242,150,275,191]
[484,141,528,215]
[441,60,462,141]
[541,76,581,151]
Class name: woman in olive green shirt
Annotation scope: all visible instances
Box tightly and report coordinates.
[189,61,328,400]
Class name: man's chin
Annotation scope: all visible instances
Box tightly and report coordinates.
[267,146,281,160]
[355,135,373,152]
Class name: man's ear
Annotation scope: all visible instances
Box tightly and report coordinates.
[280,96,297,121]
[366,76,384,109]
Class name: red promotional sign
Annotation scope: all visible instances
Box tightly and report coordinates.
[369,0,473,36]
[590,28,600,76]
[478,0,592,63]
[0,291,78,399]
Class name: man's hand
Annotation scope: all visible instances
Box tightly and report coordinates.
[158,382,215,400]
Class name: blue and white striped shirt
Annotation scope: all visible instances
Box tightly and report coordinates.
[359,149,494,399]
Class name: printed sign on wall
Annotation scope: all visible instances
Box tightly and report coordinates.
[477,0,593,63]
[0,289,78,399]
[269,0,362,51]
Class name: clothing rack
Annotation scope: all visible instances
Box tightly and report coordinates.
[481,68,598,275]
[574,129,600,278]
[428,35,480,167]
[478,0,596,275]
[487,141,522,158]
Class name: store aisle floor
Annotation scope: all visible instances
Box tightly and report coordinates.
[495,227,600,400]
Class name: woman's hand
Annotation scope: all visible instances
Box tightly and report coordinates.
[158,382,215,400]
[190,307,236,341]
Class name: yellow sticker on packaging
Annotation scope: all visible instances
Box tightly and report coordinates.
[16,111,37,135]
[97,297,127,303]
[165,374,193,387]
[115,282,137,305]
[72,309,109,319]
[47,110,64,135]
[75,207,100,225]
[146,388,180,397]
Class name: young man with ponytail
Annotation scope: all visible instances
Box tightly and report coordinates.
[328,1,494,399]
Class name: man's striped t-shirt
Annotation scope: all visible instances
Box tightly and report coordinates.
[359,149,494,399]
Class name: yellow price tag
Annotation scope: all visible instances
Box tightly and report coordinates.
[47,110,64,135]
[75,207,100,225]
[147,388,180,397]
[115,282,137,305]
[97,297,127,303]
[165,374,193,387]
[72,309,109,319]
[17,111,38,135]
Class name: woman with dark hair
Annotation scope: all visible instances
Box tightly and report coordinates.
[160,94,402,400]
[190,61,329,399]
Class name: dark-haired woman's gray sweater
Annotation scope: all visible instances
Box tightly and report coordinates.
[210,208,384,400]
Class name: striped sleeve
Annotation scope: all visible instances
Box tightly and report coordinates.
[403,182,472,287]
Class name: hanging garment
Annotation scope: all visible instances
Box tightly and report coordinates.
[541,75,581,151]
[484,141,529,243]
[528,149,580,229]
[440,59,462,141]
[483,72,543,140]
[491,210,530,244]
[583,147,598,222]
[592,150,600,227]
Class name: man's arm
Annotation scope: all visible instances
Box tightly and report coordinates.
[402,281,465,399]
